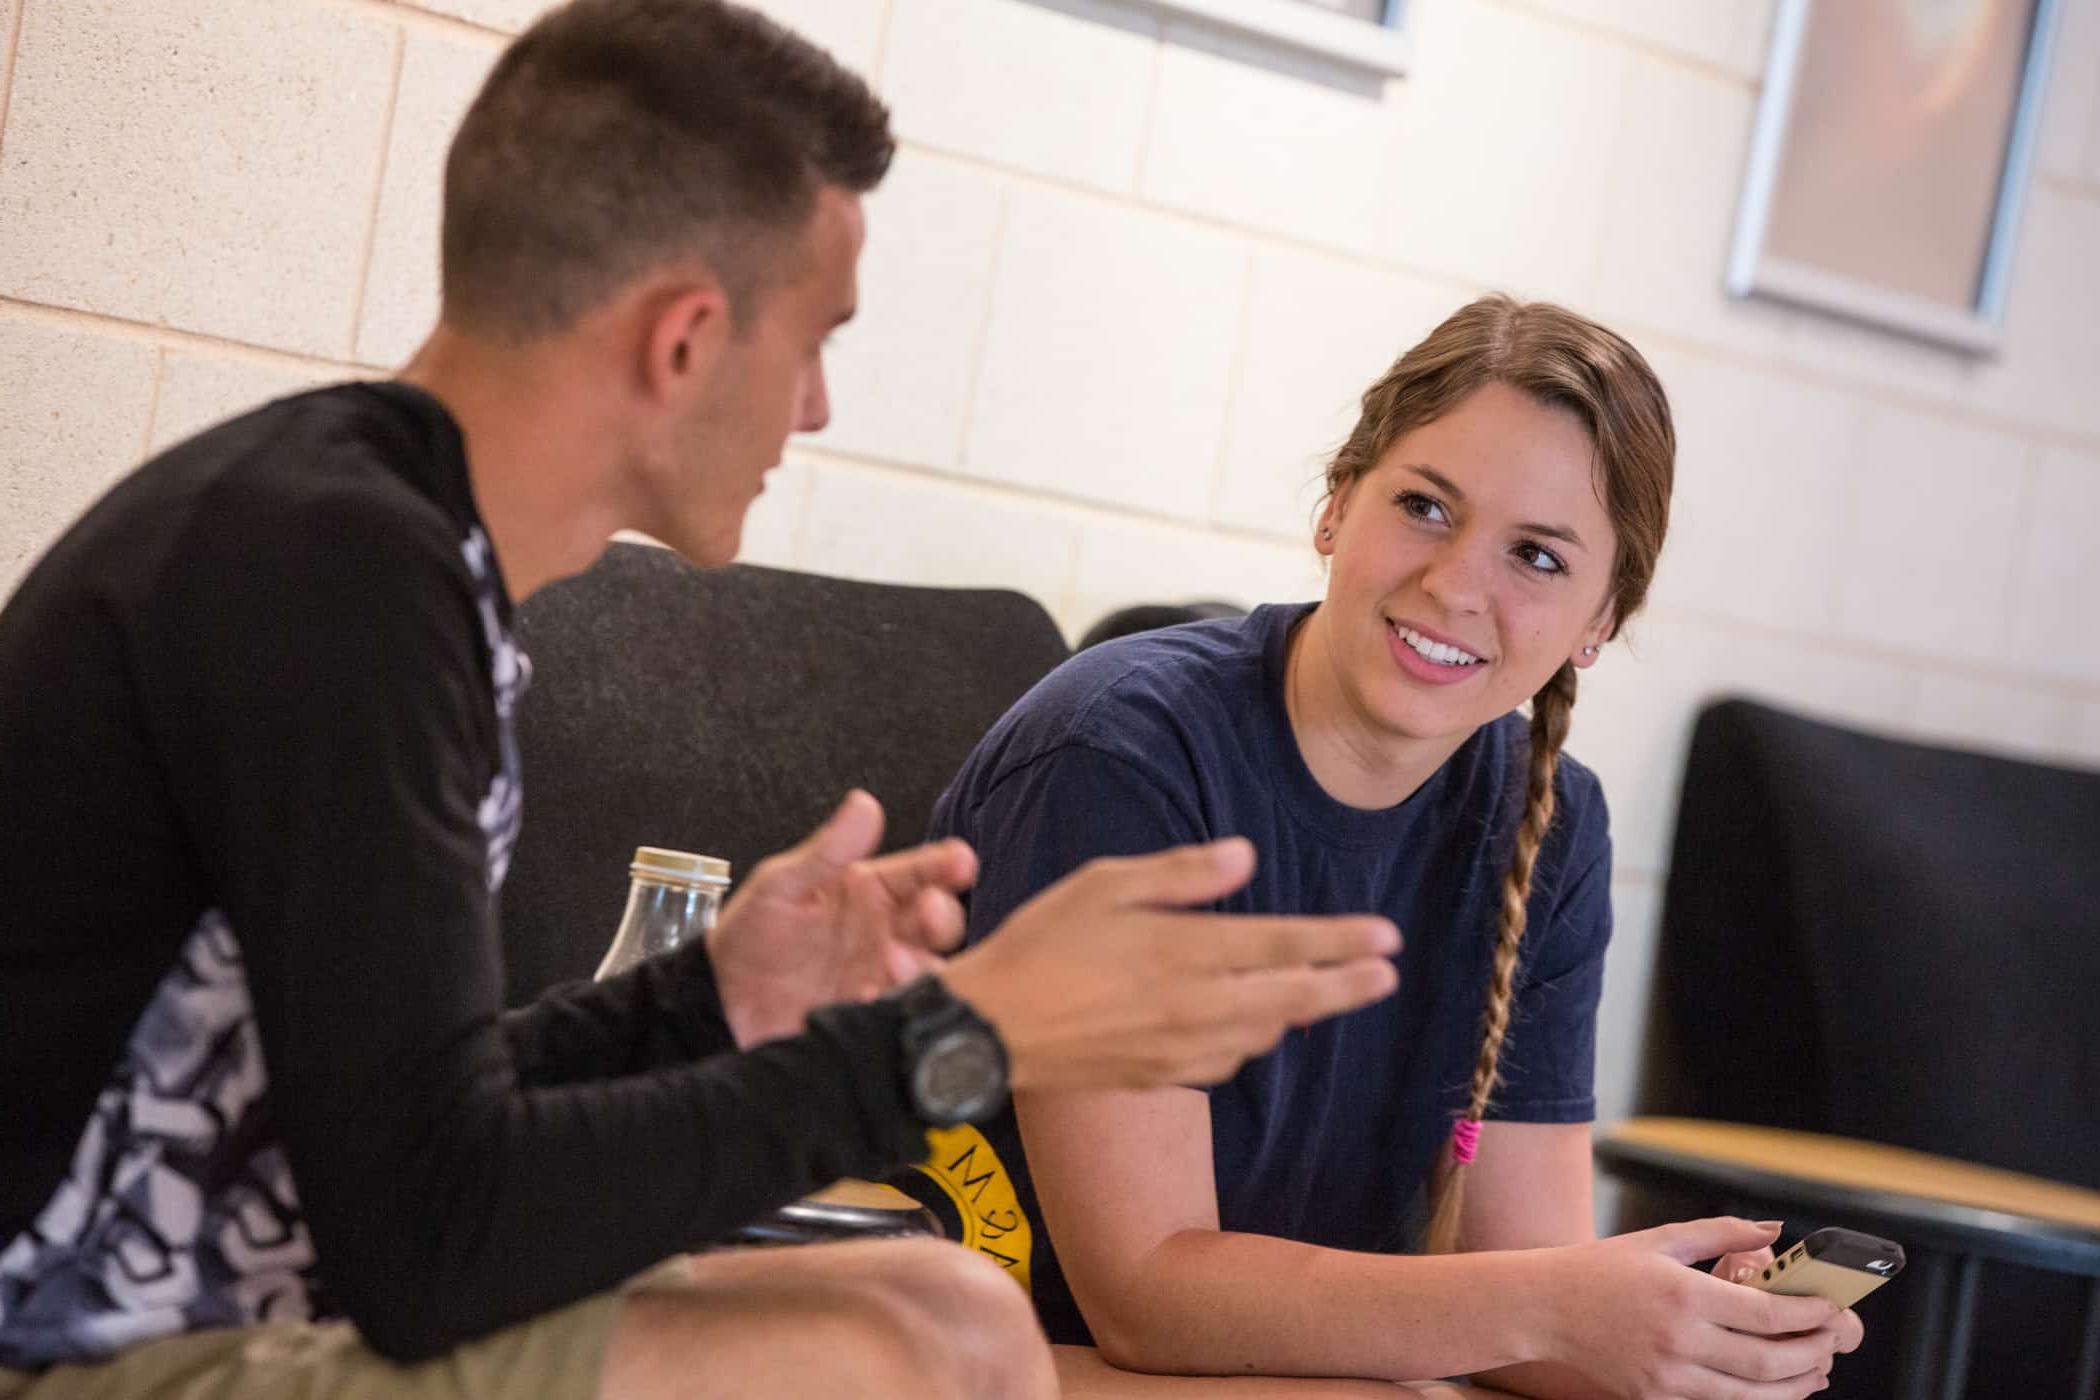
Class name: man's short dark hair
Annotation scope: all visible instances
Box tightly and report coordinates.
[441,0,894,340]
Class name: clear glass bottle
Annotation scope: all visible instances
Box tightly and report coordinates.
[594,846,732,980]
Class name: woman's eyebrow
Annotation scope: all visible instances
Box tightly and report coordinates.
[1406,463,1589,552]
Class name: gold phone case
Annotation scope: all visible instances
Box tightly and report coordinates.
[1751,1227,1905,1309]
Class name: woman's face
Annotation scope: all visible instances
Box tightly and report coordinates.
[1315,381,1619,746]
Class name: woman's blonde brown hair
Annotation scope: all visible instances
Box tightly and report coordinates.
[1324,294,1674,1254]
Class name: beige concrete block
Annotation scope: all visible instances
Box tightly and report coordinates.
[1640,346,1863,631]
[747,0,887,73]
[0,0,394,357]
[2003,446,2100,684]
[1830,406,2029,665]
[0,0,20,131]
[1379,0,1627,303]
[1907,672,2080,764]
[965,186,1248,518]
[396,0,883,73]
[398,0,554,32]
[883,0,1156,192]
[0,319,157,602]
[1064,514,1322,645]
[2036,0,2100,184]
[356,33,501,369]
[148,353,335,455]
[735,454,817,569]
[1524,0,1775,79]
[799,463,1077,606]
[2074,700,2100,768]
[813,152,1004,470]
[1142,21,1389,252]
[1595,876,1663,1132]
[1594,872,1663,1234]
[1212,246,1461,540]
[1592,55,1797,360]
[1767,310,1969,407]
[1574,618,1916,875]
[1952,189,2100,440]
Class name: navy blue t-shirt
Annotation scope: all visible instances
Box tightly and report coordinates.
[927,602,1612,1345]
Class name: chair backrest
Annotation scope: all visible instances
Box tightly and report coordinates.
[1638,699,2100,1399]
[1642,698,2100,1191]
[498,543,1071,1005]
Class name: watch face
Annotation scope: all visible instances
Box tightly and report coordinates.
[915,1030,1004,1123]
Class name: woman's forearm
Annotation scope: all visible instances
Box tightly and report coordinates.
[1085,1228,1570,1382]
[1469,1361,1618,1400]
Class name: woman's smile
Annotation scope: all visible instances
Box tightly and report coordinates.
[1386,618,1491,686]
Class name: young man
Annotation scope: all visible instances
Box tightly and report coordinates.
[0,3,1402,1397]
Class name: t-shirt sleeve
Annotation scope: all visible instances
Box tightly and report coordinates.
[134,471,925,1362]
[959,742,1210,949]
[1484,797,1613,1125]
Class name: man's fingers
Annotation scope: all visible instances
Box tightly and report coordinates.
[906,884,966,953]
[864,838,978,902]
[1078,838,1257,910]
[837,860,894,989]
[800,789,887,876]
[1228,957,1401,1032]
[1168,912,1401,974]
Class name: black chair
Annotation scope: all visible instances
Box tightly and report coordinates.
[1603,698,2100,1400]
[1075,600,1244,652]
[500,541,1072,1006]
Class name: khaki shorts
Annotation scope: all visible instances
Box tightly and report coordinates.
[0,1274,640,1400]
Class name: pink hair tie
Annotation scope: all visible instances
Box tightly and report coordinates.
[1451,1118,1482,1166]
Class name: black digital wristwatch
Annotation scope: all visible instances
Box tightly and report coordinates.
[892,973,1009,1127]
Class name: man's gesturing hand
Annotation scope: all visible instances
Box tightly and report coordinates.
[939,837,1401,1090]
[708,790,976,1047]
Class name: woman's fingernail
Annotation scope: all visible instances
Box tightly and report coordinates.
[1758,1219,1784,1230]
[1734,1265,1754,1282]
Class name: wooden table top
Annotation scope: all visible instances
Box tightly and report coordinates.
[1599,1119,2100,1235]
[1599,1118,2100,1281]
[1053,1348,1492,1398]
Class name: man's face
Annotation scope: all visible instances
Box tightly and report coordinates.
[643,187,863,567]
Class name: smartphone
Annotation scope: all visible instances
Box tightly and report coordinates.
[1749,1227,1906,1309]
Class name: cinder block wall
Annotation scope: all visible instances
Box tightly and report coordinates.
[5,0,2099,1190]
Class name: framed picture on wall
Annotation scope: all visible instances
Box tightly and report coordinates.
[1726,0,2065,354]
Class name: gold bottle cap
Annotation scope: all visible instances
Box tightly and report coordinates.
[631,846,731,887]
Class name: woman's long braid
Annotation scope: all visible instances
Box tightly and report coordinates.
[1421,661,1580,1255]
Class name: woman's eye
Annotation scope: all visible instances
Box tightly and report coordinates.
[1513,541,1566,575]
[1393,490,1447,524]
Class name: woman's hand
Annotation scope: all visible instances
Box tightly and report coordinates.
[1713,1219,1781,1287]
[707,789,977,1046]
[1539,1217,1864,1400]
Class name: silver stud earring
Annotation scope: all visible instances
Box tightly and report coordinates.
[1582,645,1599,656]
[1319,527,1333,541]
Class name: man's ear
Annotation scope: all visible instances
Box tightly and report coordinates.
[640,276,732,403]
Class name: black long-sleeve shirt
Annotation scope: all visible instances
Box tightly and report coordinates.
[0,382,927,1367]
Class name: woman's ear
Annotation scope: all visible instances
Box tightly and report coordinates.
[1571,603,1616,670]
[1314,480,1356,557]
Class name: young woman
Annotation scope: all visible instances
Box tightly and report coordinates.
[928,296,1866,1396]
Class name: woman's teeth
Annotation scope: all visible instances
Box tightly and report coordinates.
[1396,625,1482,667]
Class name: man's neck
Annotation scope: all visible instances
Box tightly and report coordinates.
[1283,607,1470,812]
[399,325,626,603]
